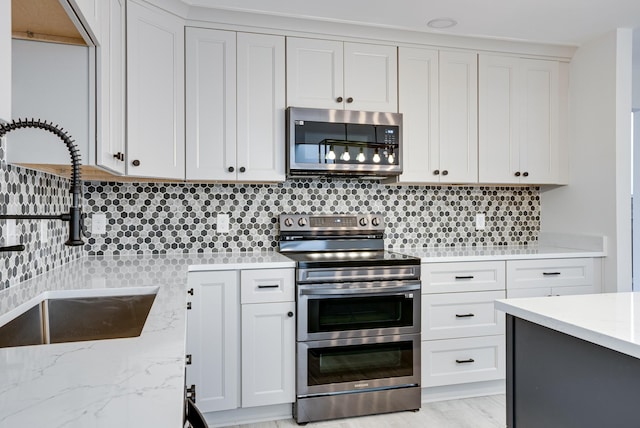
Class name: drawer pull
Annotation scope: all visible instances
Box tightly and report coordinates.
[543,272,562,276]
[258,284,280,289]
[455,313,475,318]
[456,358,475,364]
[455,275,475,280]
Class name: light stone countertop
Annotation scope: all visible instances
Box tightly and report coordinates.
[0,240,605,427]
[495,292,640,360]
[0,252,294,428]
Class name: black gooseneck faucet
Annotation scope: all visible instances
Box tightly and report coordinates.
[0,118,84,250]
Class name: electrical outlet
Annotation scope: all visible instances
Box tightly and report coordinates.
[216,214,230,234]
[40,221,48,243]
[475,213,486,231]
[91,213,107,235]
[5,219,17,245]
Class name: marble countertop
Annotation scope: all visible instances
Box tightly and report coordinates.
[496,292,640,360]
[0,252,294,428]
[0,240,604,427]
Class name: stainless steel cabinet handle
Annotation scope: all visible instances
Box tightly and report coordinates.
[543,272,561,276]
[455,313,475,318]
[456,358,475,364]
[258,284,279,289]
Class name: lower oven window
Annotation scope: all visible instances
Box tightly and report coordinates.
[308,340,414,386]
[308,294,414,334]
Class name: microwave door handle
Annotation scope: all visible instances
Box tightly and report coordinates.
[299,282,420,295]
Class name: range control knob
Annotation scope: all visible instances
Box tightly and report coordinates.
[359,217,368,227]
[283,218,293,227]
[371,217,381,227]
[298,217,307,227]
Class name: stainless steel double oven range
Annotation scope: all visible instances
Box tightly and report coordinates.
[278,213,422,424]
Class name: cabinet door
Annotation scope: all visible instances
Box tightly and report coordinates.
[236,33,286,182]
[186,270,240,413]
[396,47,439,183]
[126,0,184,179]
[438,51,478,184]
[185,28,236,181]
[519,59,560,184]
[507,258,594,290]
[478,54,520,184]
[343,42,398,113]
[286,37,344,109]
[0,0,10,123]
[241,301,295,407]
[70,0,101,42]
[96,0,126,175]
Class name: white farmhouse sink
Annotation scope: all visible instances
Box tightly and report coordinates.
[0,286,158,348]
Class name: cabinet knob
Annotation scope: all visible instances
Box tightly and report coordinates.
[433,170,440,175]
[522,171,529,177]
[239,167,246,173]
[287,311,294,318]
[228,166,235,173]
[336,97,343,103]
[346,97,354,103]
[442,170,449,176]
[132,159,140,167]
[515,171,521,177]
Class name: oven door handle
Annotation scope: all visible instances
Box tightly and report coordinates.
[299,282,420,295]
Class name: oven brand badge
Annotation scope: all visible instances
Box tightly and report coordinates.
[354,383,369,388]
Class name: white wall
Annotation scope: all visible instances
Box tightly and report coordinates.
[0,0,11,122]
[541,29,633,293]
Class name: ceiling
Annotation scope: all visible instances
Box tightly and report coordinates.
[183,0,640,47]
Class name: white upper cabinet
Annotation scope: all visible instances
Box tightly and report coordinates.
[479,54,564,184]
[286,37,398,112]
[396,47,439,183]
[186,28,285,182]
[96,0,126,175]
[0,0,11,123]
[236,33,286,182]
[185,28,237,181]
[438,51,478,184]
[395,49,477,184]
[68,0,101,43]
[126,0,185,179]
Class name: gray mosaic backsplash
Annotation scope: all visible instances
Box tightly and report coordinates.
[0,140,83,290]
[83,180,540,255]
[2,131,540,289]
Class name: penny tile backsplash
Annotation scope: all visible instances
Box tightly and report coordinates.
[1,140,540,288]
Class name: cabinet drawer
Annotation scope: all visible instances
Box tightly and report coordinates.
[507,284,595,299]
[422,261,505,293]
[241,269,294,303]
[422,336,505,387]
[507,258,593,290]
[422,291,505,340]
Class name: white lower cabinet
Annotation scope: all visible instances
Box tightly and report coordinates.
[505,258,597,298]
[186,270,240,413]
[186,268,295,415]
[421,261,506,389]
[240,268,295,408]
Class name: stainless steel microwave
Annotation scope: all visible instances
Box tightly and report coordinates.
[286,107,403,178]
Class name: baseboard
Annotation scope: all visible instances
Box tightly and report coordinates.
[203,403,292,427]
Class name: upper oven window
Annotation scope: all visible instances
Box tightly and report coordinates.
[307,294,414,334]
